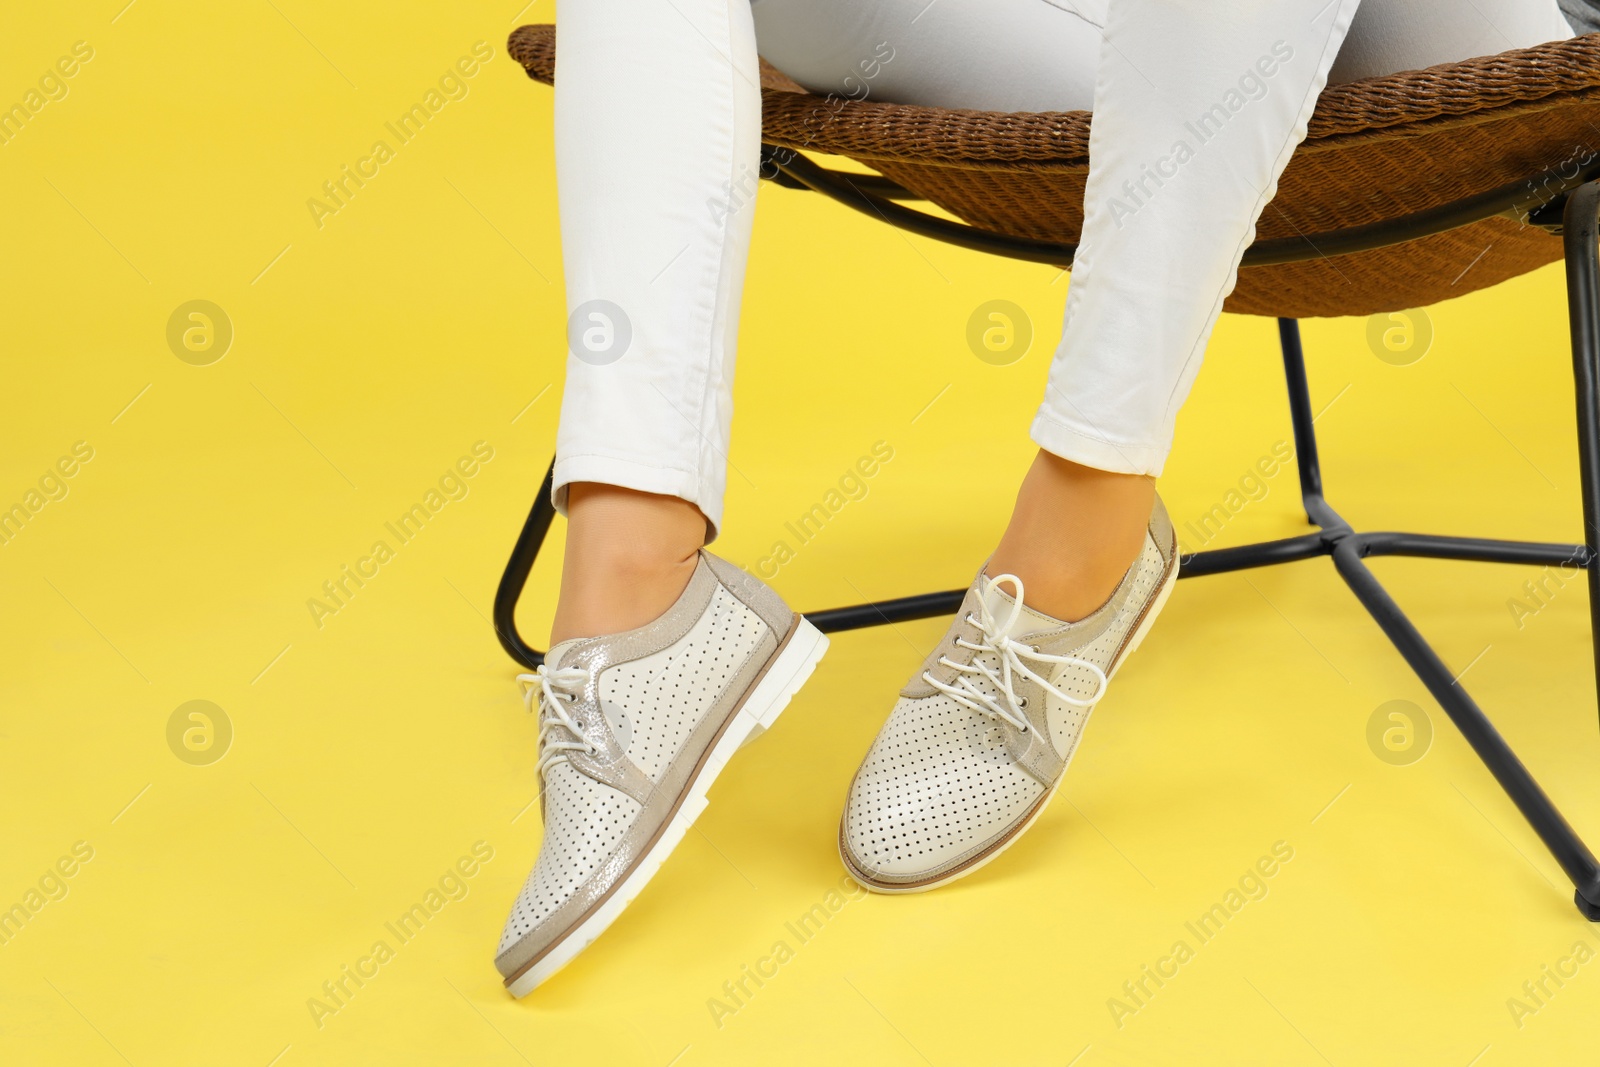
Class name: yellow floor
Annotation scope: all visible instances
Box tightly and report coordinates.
[5,4,1599,1064]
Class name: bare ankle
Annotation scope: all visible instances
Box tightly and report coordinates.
[551,483,708,644]
[987,450,1154,622]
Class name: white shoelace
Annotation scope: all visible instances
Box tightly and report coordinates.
[921,573,1109,733]
[517,665,597,780]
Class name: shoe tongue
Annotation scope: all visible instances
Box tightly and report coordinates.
[980,576,1064,641]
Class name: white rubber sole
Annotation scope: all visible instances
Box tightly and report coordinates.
[506,617,829,996]
[849,557,1180,895]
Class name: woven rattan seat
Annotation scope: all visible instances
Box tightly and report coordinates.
[509,24,1600,317]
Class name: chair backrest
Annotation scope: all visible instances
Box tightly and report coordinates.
[509,26,1600,318]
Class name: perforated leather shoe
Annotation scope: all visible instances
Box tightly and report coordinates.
[840,495,1178,892]
[495,552,828,994]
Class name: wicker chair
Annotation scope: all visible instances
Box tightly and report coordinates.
[499,25,1600,921]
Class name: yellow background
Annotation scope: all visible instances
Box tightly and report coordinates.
[3,2,1599,1063]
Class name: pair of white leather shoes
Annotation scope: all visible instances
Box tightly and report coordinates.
[495,496,1178,996]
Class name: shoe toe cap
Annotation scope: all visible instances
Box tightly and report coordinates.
[494,765,643,980]
[841,698,1047,887]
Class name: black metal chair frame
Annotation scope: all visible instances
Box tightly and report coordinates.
[495,145,1600,920]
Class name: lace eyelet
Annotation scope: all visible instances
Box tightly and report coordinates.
[1018,697,1029,709]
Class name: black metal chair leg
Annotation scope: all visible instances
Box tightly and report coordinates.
[1564,180,1600,732]
[494,460,557,670]
[1331,542,1600,916]
[1277,318,1331,525]
[1275,303,1600,918]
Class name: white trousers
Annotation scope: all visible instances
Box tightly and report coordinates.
[551,0,1574,536]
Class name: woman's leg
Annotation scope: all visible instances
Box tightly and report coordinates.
[1009,0,1572,617]
[760,0,1361,621]
[1038,0,1573,499]
[500,1,828,996]
[548,0,761,643]
[1010,0,1365,617]
[758,0,1360,622]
